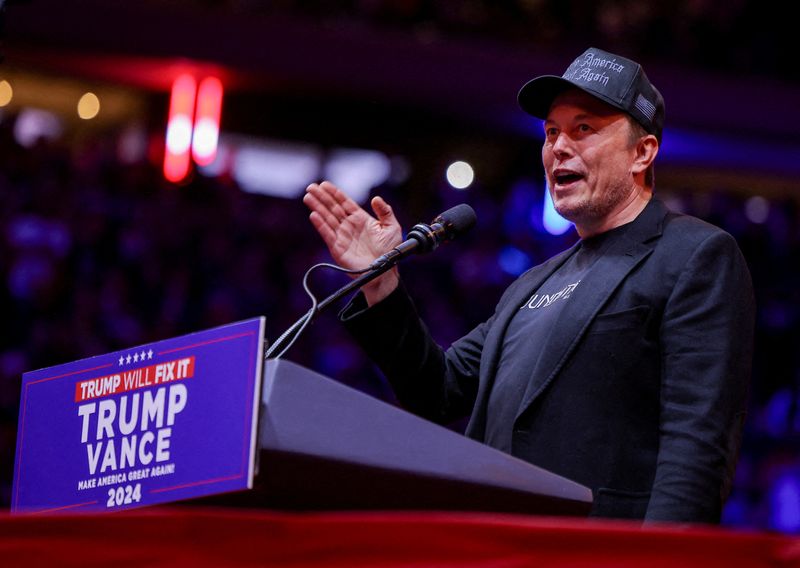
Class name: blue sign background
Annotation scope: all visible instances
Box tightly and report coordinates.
[12,318,265,513]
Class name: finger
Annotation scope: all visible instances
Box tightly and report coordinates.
[370,196,398,226]
[320,181,361,216]
[308,183,351,222]
[308,211,338,250]
[303,190,341,232]
[303,190,341,233]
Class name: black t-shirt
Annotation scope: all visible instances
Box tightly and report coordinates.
[484,223,631,452]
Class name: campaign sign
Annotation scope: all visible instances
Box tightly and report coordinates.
[12,317,265,514]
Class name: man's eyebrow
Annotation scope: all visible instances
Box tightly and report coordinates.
[544,113,597,125]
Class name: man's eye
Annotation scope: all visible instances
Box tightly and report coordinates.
[545,128,558,137]
[577,124,592,132]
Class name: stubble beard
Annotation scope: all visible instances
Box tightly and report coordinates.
[550,177,634,228]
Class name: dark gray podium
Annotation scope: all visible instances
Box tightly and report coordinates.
[247,359,592,516]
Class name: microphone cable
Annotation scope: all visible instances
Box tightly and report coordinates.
[267,203,476,360]
[267,262,370,361]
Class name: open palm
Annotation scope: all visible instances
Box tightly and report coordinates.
[303,181,403,272]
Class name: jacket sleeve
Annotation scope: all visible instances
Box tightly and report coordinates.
[646,230,755,523]
[340,280,498,424]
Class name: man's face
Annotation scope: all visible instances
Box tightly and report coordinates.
[542,89,639,228]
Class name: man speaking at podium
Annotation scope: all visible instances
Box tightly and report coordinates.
[303,47,754,523]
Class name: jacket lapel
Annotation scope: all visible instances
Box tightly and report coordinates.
[513,198,667,421]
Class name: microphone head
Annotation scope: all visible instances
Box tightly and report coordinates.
[406,204,477,255]
[435,204,477,240]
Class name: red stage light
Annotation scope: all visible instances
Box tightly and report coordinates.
[192,77,223,167]
[163,74,197,183]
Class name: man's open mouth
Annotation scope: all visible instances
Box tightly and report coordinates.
[554,170,584,186]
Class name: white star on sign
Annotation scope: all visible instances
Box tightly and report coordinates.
[133,353,139,363]
[140,350,147,361]
[126,354,132,364]
[147,349,154,360]
[118,356,124,366]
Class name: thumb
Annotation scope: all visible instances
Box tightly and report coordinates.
[371,196,397,226]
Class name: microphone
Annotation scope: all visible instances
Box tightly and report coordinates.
[267,204,475,359]
[369,204,477,269]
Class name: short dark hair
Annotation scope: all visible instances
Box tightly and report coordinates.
[627,116,655,188]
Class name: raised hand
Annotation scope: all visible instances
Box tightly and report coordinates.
[303,181,402,305]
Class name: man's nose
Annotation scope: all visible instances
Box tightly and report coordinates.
[551,133,573,159]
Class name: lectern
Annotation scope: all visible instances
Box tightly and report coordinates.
[249,359,592,516]
[12,315,591,515]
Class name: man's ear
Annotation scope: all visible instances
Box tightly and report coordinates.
[632,135,659,175]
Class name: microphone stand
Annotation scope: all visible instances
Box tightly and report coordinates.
[264,259,397,360]
[265,203,476,360]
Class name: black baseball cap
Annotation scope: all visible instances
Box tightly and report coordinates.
[518,47,665,142]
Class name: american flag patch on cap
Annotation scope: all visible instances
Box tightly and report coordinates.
[634,93,656,121]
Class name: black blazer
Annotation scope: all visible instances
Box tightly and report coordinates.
[342,198,755,523]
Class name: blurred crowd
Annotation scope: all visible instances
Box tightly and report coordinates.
[187,0,789,80]
[1,108,799,531]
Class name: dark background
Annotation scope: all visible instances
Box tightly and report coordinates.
[1,0,799,531]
